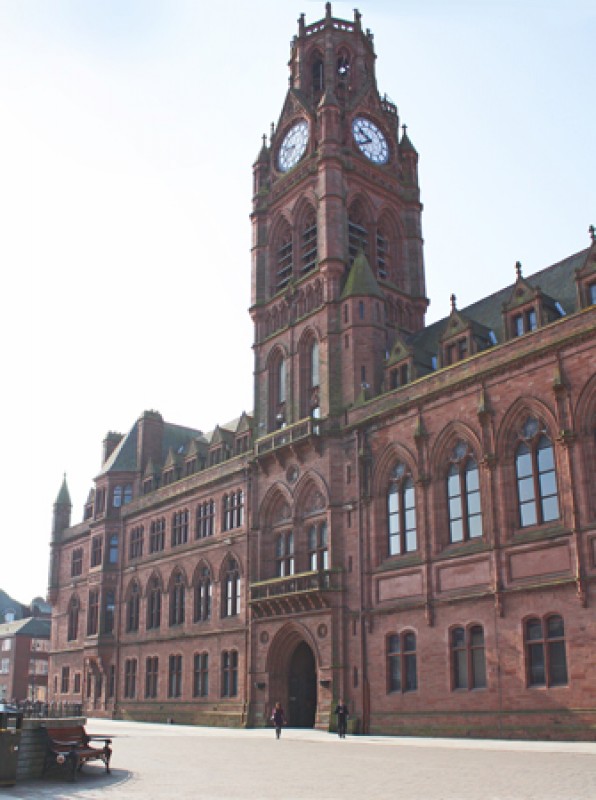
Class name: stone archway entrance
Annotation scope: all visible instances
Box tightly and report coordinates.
[288,641,317,728]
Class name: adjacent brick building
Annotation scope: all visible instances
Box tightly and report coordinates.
[47,5,596,739]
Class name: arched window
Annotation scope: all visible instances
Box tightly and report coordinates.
[126,582,140,632]
[301,210,317,274]
[67,597,79,641]
[194,566,212,623]
[147,576,161,630]
[451,625,487,690]
[222,559,240,618]
[348,202,368,263]
[269,350,287,431]
[169,572,185,627]
[525,614,568,687]
[310,340,320,389]
[275,222,293,292]
[447,442,483,543]
[387,631,417,692]
[387,463,416,556]
[515,419,560,527]
[312,57,324,94]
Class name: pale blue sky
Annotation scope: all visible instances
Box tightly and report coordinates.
[1,1,594,604]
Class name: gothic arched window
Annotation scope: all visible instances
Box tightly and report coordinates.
[447,441,483,543]
[222,559,240,618]
[301,210,317,274]
[169,572,185,627]
[194,565,212,623]
[515,418,560,527]
[275,222,293,293]
[387,463,417,556]
[147,576,161,630]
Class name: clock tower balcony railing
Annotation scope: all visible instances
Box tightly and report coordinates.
[256,417,323,465]
[250,569,342,617]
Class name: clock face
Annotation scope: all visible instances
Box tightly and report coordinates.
[352,117,389,164]
[278,120,309,172]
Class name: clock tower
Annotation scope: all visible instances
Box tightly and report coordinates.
[251,2,427,433]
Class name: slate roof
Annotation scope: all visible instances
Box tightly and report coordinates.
[408,248,589,358]
[0,617,50,638]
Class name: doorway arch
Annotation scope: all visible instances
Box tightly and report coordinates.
[288,641,317,728]
[265,623,319,729]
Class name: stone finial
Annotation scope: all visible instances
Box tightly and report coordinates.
[589,224,595,243]
[326,2,332,20]
[515,260,522,280]
[298,13,305,35]
[450,293,457,312]
[402,124,408,136]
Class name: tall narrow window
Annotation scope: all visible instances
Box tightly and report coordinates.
[149,518,165,553]
[525,615,568,687]
[71,548,83,577]
[387,463,417,556]
[376,228,389,279]
[451,625,487,690]
[170,572,185,626]
[168,654,182,698]
[145,656,158,699]
[124,658,137,698]
[129,526,144,560]
[275,531,295,577]
[194,566,212,623]
[108,534,119,564]
[302,211,317,274]
[447,443,483,543]
[221,650,238,697]
[90,536,103,568]
[308,522,328,571]
[193,652,209,697]
[310,340,320,389]
[223,491,244,532]
[223,559,240,618]
[67,598,79,641]
[126,582,140,632]
[387,631,417,693]
[515,419,560,527]
[172,510,189,546]
[147,577,161,630]
[348,203,368,262]
[312,57,324,94]
[196,500,215,539]
[87,590,99,636]
[276,225,293,292]
[103,590,115,634]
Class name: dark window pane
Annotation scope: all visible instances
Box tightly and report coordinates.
[548,641,568,686]
[528,642,545,686]
[404,653,417,691]
[547,615,564,638]
[471,648,486,689]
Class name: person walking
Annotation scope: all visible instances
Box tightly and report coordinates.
[271,701,286,739]
[335,698,349,738]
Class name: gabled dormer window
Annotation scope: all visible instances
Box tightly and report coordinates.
[390,364,409,389]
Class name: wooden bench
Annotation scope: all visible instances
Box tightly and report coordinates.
[42,725,112,780]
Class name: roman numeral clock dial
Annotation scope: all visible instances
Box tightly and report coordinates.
[352,117,389,164]
[278,120,309,172]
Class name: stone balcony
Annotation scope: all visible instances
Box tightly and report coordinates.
[249,569,341,617]
[255,417,323,469]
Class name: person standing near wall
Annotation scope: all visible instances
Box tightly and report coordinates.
[335,698,349,738]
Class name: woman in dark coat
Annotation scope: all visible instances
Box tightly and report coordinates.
[271,702,287,739]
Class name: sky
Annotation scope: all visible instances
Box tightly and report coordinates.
[1,0,594,606]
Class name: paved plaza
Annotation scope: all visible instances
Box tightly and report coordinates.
[2,718,596,800]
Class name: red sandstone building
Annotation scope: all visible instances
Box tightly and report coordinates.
[47,5,596,739]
